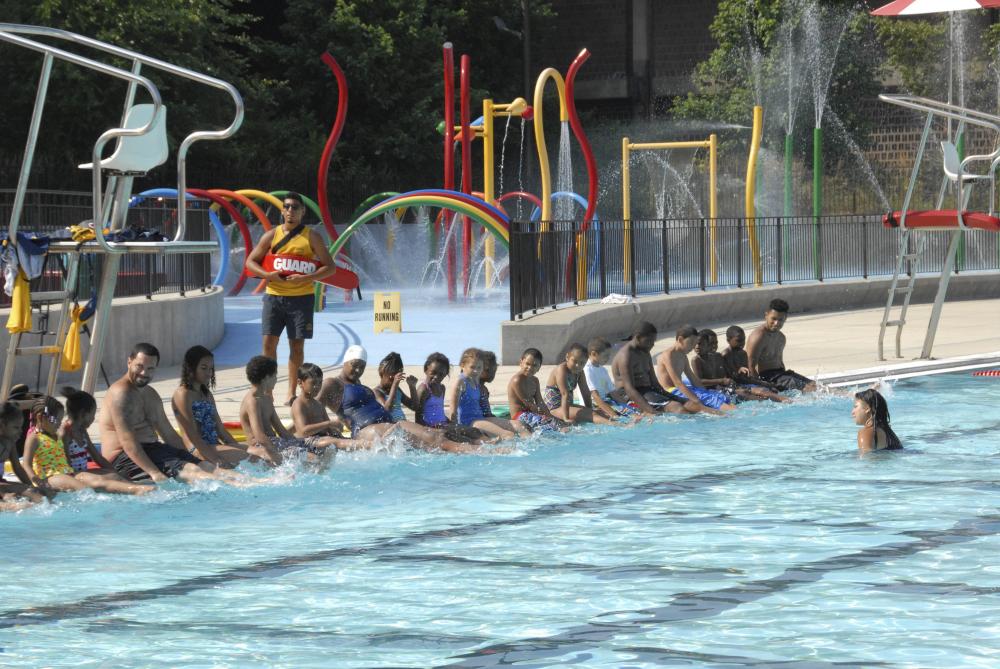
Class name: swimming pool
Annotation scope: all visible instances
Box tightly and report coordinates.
[2,372,998,668]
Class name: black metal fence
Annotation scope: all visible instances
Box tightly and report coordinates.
[509,215,1000,320]
[1,190,214,308]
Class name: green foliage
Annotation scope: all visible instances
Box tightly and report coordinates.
[873,17,946,97]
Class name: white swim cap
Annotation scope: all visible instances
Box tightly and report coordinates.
[343,345,367,363]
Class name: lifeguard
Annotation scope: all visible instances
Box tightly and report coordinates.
[245,192,336,405]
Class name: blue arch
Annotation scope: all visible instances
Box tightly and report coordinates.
[131,188,230,287]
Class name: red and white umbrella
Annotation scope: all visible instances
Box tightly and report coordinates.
[872,0,1000,15]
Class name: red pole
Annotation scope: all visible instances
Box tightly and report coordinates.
[460,54,473,297]
[316,52,349,243]
[442,43,456,301]
[566,48,598,227]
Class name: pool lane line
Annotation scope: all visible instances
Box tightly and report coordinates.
[0,467,793,629]
[437,512,1000,668]
[2,464,994,633]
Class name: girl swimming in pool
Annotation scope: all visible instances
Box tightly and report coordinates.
[23,396,153,495]
[851,389,902,452]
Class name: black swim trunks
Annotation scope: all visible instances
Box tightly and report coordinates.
[112,442,201,481]
[758,368,813,392]
[636,386,685,405]
[262,293,314,340]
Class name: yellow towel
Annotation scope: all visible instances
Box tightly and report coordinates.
[5,269,31,334]
[60,304,86,372]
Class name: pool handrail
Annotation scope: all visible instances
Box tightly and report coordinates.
[0,23,244,249]
[879,94,1000,224]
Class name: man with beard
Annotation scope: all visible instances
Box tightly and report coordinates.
[100,343,259,486]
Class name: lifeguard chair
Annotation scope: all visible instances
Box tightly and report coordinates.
[0,24,243,397]
[878,94,1000,360]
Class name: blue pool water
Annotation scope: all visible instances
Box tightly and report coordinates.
[2,373,998,668]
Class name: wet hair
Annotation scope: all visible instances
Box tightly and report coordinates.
[60,386,97,421]
[245,355,278,385]
[0,401,21,427]
[521,347,543,363]
[855,389,902,449]
[633,321,657,338]
[698,328,717,342]
[459,348,481,369]
[566,343,587,359]
[378,352,404,377]
[676,324,699,339]
[726,325,745,340]
[181,345,215,392]
[424,352,450,373]
[30,396,64,423]
[477,350,497,367]
[768,299,789,314]
[297,362,323,382]
[588,337,611,355]
[129,342,160,363]
[284,191,304,205]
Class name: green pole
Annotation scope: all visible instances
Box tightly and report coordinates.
[956,131,966,271]
[784,132,794,218]
[813,126,822,280]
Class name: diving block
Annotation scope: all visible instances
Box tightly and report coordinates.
[883,210,1000,232]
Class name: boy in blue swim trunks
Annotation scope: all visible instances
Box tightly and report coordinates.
[654,325,736,415]
[507,348,568,433]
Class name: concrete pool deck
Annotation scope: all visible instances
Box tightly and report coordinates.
[112,295,1000,425]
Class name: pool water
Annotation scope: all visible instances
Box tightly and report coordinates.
[2,373,998,668]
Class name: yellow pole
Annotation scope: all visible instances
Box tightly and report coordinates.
[709,132,718,283]
[482,98,495,288]
[745,105,764,286]
[532,68,568,228]
[622,137,631,286]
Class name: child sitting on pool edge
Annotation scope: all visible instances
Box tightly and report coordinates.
[374,352,419,421]
[544,343,620,425]
[583,337,641,420]
[291,363,354,447]
[414,352,490,444]
[694,330,786,404]
[507,348,566,433]
[447,348,526,439]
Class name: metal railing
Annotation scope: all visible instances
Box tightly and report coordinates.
[0,190,213,309]
[508,215,1000,320]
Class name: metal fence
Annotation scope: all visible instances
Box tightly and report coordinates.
[1,190,214,308]
[508,215,1000,320]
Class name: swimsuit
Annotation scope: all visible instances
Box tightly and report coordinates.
[30,429,73,479]
[341,382,394,437]
[191,400,220,448]
[420,389,449,428]
[455,373,484,426]
[513,410,561,433]
[759,368,812,392]
[542,373,579,411]
[381,388,406,422]
[479,383,495,418]
[635,385,684,405]
[112,442,201,481]
[666,384,730,410]
[65,436,92,473]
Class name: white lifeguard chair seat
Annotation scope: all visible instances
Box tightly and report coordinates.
[78,103,168,174]
[941,140,989,183]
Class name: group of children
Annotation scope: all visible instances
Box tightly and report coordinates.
[1,307,904,511]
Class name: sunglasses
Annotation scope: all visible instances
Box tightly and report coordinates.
[282,202,303,211]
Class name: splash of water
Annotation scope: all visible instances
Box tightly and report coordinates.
[804,0,849,128]
[639,152,703,219]
[516,118,526,220]
[498,114,512,197]
[744,0,765,107]
[779,0,807,135]
[824,107,890,212]
[555,121,574,220]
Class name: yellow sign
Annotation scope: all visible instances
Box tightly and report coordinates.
[373,291,402,333]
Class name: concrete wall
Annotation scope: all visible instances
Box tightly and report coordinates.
[0,287,225,389]
[499,274,1000,364]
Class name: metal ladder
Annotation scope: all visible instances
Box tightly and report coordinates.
[1,254,82,397]
[878,229,918,360]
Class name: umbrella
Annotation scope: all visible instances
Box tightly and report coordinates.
[872,0,1000,15]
